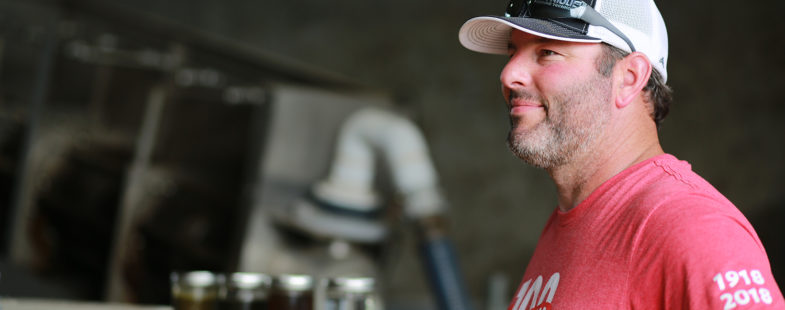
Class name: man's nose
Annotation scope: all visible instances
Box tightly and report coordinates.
[500,52,534,91]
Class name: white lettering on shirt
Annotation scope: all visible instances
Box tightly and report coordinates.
[510,272,560,310]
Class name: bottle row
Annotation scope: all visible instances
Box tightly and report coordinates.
[171,271,380,310]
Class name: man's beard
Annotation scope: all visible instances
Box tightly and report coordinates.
[506,73,612,169]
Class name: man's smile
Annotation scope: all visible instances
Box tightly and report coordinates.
[509,92,547,116]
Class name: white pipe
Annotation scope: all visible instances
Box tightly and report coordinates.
[313,106,446,219]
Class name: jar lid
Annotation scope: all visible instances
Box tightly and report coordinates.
[174,271,219,287]
[229,272,272,289]
[273,274,314,291]
[325,277,375,293]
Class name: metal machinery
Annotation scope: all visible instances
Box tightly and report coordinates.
[0,1,473,309]
[241,105,474,310]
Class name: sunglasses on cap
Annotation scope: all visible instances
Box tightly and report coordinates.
[504,0,636,52]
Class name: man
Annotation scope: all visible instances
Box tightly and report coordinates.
[458,0,785,309]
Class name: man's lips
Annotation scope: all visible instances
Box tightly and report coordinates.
[509,99,544,115]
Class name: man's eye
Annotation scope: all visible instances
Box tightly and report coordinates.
[540,49,558,57]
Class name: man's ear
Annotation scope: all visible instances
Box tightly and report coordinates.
[615,52,652,109]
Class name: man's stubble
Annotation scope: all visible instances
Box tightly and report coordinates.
[506,72,613,170]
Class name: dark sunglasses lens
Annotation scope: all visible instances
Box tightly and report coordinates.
[505,0,526,17]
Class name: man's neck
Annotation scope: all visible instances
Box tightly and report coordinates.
[548,118,664,212]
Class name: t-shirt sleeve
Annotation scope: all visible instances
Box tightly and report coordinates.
[628,194,785,309]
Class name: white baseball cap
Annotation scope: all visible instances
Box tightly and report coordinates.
[459,0,669,81]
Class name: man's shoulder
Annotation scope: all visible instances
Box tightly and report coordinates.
[632,180,764,260]
[609,153,755,247]
[627,154,718,193]
[613,153,733,212]
[628,154,750,242]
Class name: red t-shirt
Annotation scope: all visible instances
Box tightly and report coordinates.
[509,154,784,309]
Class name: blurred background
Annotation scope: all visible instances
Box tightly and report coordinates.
[0,0,783,309]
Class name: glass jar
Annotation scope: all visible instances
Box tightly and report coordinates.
[218,272,272,310]
[322,277,379,310]
[171,271,220,310]
[268,274,314,310]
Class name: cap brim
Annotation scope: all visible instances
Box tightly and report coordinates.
[459,16,602,54]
